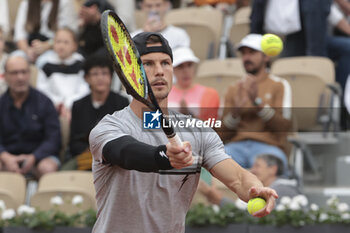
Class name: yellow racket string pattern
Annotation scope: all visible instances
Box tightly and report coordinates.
[107,16,146,98]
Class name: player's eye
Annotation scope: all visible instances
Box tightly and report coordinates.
[143,62,152,67]
[161,61,170,66]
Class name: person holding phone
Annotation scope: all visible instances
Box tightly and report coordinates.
[132,0,190,49]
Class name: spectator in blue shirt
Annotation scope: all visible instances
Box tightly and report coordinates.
[0,55,61,178]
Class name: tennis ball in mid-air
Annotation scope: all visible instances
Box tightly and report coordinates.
[261,34,283,57]
[247,197,266,215]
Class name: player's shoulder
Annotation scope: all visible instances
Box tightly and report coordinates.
[102,106,131,122]
[90,107,131,135]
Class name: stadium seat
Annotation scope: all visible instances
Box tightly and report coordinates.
[134,9,147,30]
[195,58,245,105]
[165,7,223,60]
[233,6,251,24]
[271,56,342,189]
[30,171,96,214]
[29,65,39,87]
[59,116,70,162]
[227,6,251,56]
[271,56,341,132]
[229,22,250,48]
[0,172,26,209]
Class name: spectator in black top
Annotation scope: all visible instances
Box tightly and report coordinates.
[61,53,129,170]
[0,55,61,178]
[78,0,114,57]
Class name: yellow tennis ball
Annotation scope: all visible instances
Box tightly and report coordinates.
[261,34,283,57]
[247,197,266,215]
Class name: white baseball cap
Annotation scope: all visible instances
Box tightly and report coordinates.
[236,34,263,52]
[172,47,200,67]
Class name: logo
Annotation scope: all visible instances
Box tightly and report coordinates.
[159,151,168,159]
[143,110,162,129]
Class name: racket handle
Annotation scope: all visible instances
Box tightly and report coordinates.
[168,134,182,147]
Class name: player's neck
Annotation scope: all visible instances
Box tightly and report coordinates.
[130,99,169,119]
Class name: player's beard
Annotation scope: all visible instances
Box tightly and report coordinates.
[154,90,169,102]
[151,78,170,101]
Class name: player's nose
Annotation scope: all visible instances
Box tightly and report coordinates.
[154,62,164,76]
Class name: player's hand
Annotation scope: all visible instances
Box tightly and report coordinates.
[248,186,278,218]
[166,141,193,169]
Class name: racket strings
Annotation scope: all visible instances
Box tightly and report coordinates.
[107,15,147,98]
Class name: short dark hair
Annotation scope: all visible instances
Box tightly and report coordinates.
[83,52,114,77]
[257,154,284,176]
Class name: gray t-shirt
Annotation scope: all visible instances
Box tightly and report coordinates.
[89,106,229,233]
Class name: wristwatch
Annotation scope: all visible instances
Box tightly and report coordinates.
[253,97,263,106]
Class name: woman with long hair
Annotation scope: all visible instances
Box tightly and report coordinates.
[14,0,78,62]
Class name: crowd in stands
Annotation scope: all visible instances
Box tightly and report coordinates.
[0,0,350,210]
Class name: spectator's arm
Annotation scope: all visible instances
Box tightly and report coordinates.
[69,102,89,156]
[14,1,28,44]
[328,4,345,28]
[33,98,61,161]
[259,80,292,132]
[335,18,350,36]
[335,0,350,16]
[216,85,238,141]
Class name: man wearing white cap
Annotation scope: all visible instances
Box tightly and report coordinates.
[218,34,292,176]
[168,47,220,121]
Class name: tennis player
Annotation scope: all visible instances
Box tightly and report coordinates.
[89,32,278,233]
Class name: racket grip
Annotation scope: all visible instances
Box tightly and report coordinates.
[168,134,182,147]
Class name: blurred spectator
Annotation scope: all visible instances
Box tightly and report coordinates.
[0,55,61,178]
[168,47,219,121]
[193,0,236,5]
[327,3,350,92]
[108,0,137,32]
[251,0,331,57]
[14,0,78,63]
[132,0,190,49]
[36,28,89,122]
[0,27,8,95]
[61,53,129,171]
[192,0,237,14]
[218,34,291,175]
[251,154,299,197]
[335,0,350,16]
[198,154,300,206]
[78,0,114,57]
[0,0,9,39]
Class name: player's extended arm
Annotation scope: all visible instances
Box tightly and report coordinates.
[210,159,278,217]
[103,135,173,172]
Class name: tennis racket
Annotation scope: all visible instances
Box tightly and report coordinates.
[100,10,182,147]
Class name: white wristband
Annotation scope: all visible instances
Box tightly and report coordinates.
[223,114,241,129]
[257,104,275,122]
